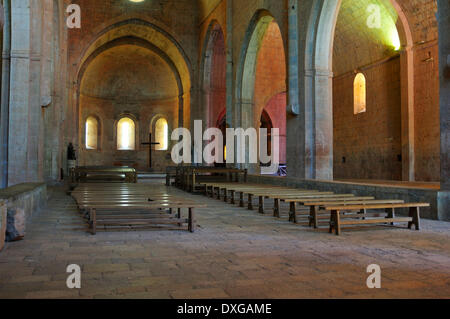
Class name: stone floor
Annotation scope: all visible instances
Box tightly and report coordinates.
[0,180,449,299]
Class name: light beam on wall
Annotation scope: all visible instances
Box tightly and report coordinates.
[390,28,401,51]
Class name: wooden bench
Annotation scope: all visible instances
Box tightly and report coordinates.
[203,183,292,207]
[165,166,179,186]
[71,184,205,234]
[303,199,405,228]
[182,167,248,192]
[71,166,138,184]
[325,203,430,235]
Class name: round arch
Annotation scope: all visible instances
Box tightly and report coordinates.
[236,10,287,171]
[200,20,227,130]
[301,0,415,180]
[74,19,192,150]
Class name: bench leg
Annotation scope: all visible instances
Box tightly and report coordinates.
[329,210,341,235]
[309,206,319,228]
[335,211,341,235]
[359,208,367,220]
[188,208,195,233]
[177,208,182,227]
[273,199,280,218]
[248,194,253,210]
[239,192,244,207]
[90,208,97,235]
[289,202,297,223]
[217,187,221,200]
[258,196,265,214]
[230,191,235,204]
[329,211,335,234]
[386,208,395,225]
[408,207,421,230]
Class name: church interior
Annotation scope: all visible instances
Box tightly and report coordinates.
[0,0,449,299]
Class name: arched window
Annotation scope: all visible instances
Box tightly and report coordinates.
[354,73,366,114]
[117,117,136,150]
[85,116,98,150]
[154,118,168,151]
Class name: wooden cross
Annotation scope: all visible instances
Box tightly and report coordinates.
[141,133,160,168]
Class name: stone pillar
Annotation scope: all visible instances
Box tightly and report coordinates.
[8,0,31,186]
[226,0,233,130]
[27,0,43,182]
[286,0,334,181]
[0,202,6,251]
[400,47,415,181]
[313,69,334,180]
[0,0,11,188]
[438,0,450,220]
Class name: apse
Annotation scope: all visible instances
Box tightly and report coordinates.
[79,44,179,171]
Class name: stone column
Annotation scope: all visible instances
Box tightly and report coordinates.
[400,47,415,181]
[0,0,11,188]
[27,0,43,182]
[286,0,334,181]
[438,0,450,220]
[8,0,31,186]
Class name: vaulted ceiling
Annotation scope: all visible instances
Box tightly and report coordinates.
[80,45,178,101]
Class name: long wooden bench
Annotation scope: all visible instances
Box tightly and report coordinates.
[181,167,248,192]
[71,166,138,184]
[325,203,430,235]
[193,181,429,236]
[302,199,405,228]
[71,184,205,234]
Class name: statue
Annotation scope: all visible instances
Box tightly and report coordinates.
[67,143,77,161]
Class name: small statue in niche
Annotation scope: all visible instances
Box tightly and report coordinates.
[67,143,77,175]
[67,143,77,161]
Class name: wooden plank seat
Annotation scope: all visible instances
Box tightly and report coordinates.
[216,186,294,207]
[324,203,430,235]
[83,201,205,234]
[71,166,138,184]
[271,194,361,218]
[71,184,206,234]
[301,199,405,228]
[185,168,248,192]
[247,191,338,213]
[200,182,291,202]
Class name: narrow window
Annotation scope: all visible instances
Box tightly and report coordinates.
[117,117,136,150]
[155,118,168,151]
[354,73,366,114]
[85,116,98,150]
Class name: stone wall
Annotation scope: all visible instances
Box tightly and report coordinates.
[333,57,402,180]
[413,42,440,181]
[0,183,47,250]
